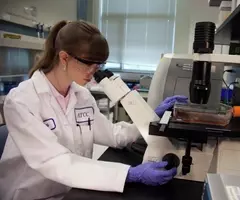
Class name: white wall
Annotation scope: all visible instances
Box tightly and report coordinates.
[0,0,77,27]
[174,0,219,53]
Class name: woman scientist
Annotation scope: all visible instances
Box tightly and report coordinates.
[0,20,187,200]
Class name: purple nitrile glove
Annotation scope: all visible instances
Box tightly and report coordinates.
[155,95,188,117]
[126,161,177,186]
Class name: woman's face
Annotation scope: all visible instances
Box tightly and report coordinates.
[59,51,102,86]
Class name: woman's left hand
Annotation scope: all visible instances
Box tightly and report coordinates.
[155,95,188,117]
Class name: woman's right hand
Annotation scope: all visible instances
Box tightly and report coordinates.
[126,161,177,186]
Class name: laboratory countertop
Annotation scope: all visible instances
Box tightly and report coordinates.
[63,148,204,200]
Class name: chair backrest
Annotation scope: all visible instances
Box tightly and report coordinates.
[0,125,8,159]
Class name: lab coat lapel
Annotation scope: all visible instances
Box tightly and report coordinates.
[50,95,63,115]
[48,87,78,116]
[67,82,90,114]
[66,92,77,116]
[32,70,51,94]
[32,70,63,113]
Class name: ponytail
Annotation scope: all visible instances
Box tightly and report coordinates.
[29,20,109,77]
[29,20,67,77]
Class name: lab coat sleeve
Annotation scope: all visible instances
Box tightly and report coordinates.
[4,97,130,193]
[92,97,141,148]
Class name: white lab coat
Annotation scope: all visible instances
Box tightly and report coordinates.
[0,70,140,200]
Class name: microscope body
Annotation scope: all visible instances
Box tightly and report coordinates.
[94,72,160,142]
[95,50,240,182]
[95,22,240,182]
[95,67,218,181]
[147,52,240,181]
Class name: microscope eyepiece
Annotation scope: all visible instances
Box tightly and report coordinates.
[104,69,114,78]
[94,70,114,83]
[94,70,106,83]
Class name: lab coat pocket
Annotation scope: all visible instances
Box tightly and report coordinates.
[79,122,94,158]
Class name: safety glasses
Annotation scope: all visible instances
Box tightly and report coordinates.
[68,53,106,69]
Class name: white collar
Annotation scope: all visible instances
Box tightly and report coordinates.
[31,70,84,95]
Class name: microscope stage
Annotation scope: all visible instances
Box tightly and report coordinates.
[149,118,240,143]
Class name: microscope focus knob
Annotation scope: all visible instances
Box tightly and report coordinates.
[162,153,180,170]
[182,155,193,175]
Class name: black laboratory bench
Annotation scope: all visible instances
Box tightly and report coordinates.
[63,148,204,200]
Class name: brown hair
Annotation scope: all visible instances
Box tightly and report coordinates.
[29,20,109,77]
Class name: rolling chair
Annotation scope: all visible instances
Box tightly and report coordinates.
[0,125,8,159]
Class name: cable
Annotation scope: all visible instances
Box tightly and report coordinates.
[229,81,239,87]
[222,78,229,89]
[223,69,237,89]
[228,82,239,105]
[222,73,229,104]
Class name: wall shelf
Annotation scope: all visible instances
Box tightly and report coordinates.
[0,37,44,50]
[0,74,27,78]
[216,4,240,34]
[0,13,37,29]
[0,13,51,32]
[215,4,240,45]
[209,0,231,7]
[0,31,45,50]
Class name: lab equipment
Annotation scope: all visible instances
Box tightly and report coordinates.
[173,103,233,126]
[190,22,215,104]
[154,95,188,117]
[94,70,183,174]
[202,173,240,200]
[126,161,177,186]
[233,106,240,117]
[0,30,44,99]
[40,24,44,38]
[221,88,233,104]
[94,69,160,142]
[147,56,224,111]
[36,23,40,38]
[139,75,152,90]
[0,125,8,159]
[94,21,240,183]
[232,84,240,105]
[147,21,240,182]
[94,68,212,180]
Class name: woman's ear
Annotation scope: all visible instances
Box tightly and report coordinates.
[59,51,69,69]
